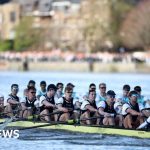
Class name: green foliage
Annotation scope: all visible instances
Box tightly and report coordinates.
[120,0,150,50]
[0,40,13,51]
[81,0,136,52]
[109,0,134,48]
[14,16,41,51]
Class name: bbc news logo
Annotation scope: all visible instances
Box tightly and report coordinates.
[0,130,19,138]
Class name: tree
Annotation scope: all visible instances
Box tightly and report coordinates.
[120,0,150,50]
[14,16,42,51]
[80,0,136,53]
[109,0,135,49]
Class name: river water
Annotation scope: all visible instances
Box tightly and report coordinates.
[0,71,150,150]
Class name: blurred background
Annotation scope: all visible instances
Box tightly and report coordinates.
[0,0,150,73]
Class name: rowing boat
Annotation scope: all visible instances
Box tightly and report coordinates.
[0,119,150,138]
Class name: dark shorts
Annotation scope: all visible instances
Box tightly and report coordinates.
[123,114,138,122]
[81,110,95,117]
[11,104,18,111]
[58,111,74,121]
[40,106,53,113]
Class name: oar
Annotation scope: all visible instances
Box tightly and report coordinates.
[19,120,75,130]
[26,110,63,120]
[27,109,75,120]
[0,115,17,130]
[19,115,105,130]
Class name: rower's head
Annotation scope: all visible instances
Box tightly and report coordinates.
[56,82,64,92]
[106,90,116,103]
[65,86,73,99]
[99,83,106,93]
[123,84,130,96]
[89,83,96,91]
[129,90,138,104]
[47,84,57,97]
[27,86,36,100]
[66,83,75,89]
[28,80,36,88]
[134,86,141,95]
[88,90,96,101]
[40,81,46,90]
[11,84,19,94]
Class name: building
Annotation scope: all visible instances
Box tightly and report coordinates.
[0,0,111,51]
[0,2,20,40]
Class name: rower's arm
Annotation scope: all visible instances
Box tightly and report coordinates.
[57,104,68,112]
[7,99,20,105]
[98,107,110,116]
[85,104,97,112]
[20,102,27,110]
[42,100,56,109]
[126,108,141,116]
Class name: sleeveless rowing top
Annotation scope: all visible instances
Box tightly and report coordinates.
[44,94,55,105]
[8,94,19,102]
[104,101,116,113]
[40,94,55,113]
[25,97,36,108]
[62,97,74,110]
[87,100,97,109]
[128,102,140,112]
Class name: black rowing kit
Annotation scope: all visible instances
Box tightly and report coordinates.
[40,94,55,113]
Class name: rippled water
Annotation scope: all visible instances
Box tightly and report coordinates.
[1,129,150,150]
[0,71,150,149]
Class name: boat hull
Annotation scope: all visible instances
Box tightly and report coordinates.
[0,119,150,138]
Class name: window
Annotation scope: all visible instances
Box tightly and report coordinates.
[10,11,16,23]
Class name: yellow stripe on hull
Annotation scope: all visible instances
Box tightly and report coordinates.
[0,119,150,138]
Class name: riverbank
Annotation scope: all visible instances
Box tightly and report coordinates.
[0,61,150,73]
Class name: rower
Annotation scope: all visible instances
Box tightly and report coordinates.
[37,81,47,100]
[80,90,99,125]
[0,94,4,115]
[137,116,150,129]
[95,83,107,105]
[66,83,79,100]
[39,84,57,122]
[4,84,21,117]
[21,86,38,119]
[122,91,144,129]
[114,84,130,115]
[57,86,78,122]
[54,82,64,103]
[82,83,96,101]
[98,90,122,126]
[116,84,130,104]
[23,80,36,98]
[134,86,150,117]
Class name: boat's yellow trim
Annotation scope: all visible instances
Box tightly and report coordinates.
[0,119,150,138]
